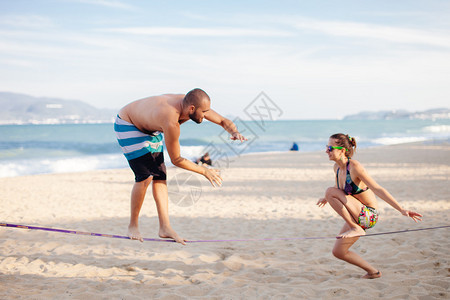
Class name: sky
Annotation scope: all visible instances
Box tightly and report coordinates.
[0,0,449,119]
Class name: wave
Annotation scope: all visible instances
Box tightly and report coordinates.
[179,146,207,160]
[372,136,428,146]
[0,154,128,178]
[0,145,208,178]
[422,125,450,133]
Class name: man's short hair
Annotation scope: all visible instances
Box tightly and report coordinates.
[183,88,210,107]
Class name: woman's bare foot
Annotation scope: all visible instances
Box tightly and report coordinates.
[128,225,143,242]
[362,270,382,279]
[338,226,366,238]
[159,226,186,245]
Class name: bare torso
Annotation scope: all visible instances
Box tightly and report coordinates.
[335,161,378,209]
[352,188,378,210]
[118,94,187,133]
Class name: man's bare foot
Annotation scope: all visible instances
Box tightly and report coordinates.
[338,226,366,238]
[159,226,186,245]
[128,225,143,242]
[362,270,381,279]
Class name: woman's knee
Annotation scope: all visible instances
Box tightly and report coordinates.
[332,247,347,260]
[325,187,340,200]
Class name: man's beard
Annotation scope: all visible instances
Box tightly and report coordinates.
[189,113,202,124]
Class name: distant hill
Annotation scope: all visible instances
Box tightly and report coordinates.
[0,92,117,124]
[343,108,450,120]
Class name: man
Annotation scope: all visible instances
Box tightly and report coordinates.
[114,88,246,244]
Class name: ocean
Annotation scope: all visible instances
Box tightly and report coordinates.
[1,119,449,178]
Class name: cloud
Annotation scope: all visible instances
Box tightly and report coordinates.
[70,0,136,10]
[99,26,293,37]
[290,18,450,48]
[0,15,54,28]
[0,58,38,68]
[1,8,449,117]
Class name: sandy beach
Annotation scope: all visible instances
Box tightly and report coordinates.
[1,142,449,299]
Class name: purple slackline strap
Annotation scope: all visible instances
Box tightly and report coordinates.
[0,223,172,242]
[1,223,449,243]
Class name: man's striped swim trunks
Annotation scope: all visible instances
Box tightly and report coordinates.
[114,115,166,182]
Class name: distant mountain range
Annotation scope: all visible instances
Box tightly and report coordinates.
[1,91,449,124]
[0,92,117,125]
[343,108,450,120]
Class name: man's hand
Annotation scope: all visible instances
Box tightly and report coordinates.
[203,167,223,187]
[230,132,247,142]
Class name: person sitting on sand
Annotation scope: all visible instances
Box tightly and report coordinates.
[115,88,246,244]
[290,142,299,151]
[317,133,422,279]
[195,152,212,166]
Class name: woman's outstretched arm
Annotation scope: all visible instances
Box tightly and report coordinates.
[352,160,422,222]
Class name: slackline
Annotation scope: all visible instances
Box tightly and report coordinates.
[1,223,449,243]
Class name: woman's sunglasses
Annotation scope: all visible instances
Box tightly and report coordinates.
[326,145,348,152]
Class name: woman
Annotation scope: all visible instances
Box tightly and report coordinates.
[317,133,422,279]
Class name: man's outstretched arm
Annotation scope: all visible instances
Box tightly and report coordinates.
[163,121,223,187]
[204,109,247,141]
